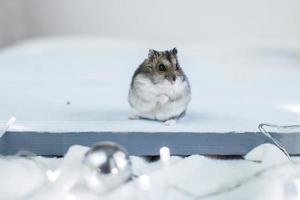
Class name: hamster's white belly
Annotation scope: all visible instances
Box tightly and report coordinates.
[129,75,191,121]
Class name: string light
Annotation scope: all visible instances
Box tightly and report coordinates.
[46,170,61,182]
[159,147,170,163]
[6,116,16,128]
[84,172,102,190]
[0,116,16,138]
[111,168,119,175]
[138,174,151,191]
[159,146,172,196]
[136,174,152,200]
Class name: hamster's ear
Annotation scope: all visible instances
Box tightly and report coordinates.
[171,47,177,55]
[148,49,159,60]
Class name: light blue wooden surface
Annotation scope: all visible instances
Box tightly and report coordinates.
[0,37,300,155]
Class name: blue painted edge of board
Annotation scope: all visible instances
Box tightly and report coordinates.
[0,131,299,156]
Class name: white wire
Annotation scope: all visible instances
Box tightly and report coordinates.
[258,123,300,161]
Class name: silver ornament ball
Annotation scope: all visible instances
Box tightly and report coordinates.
[83,141,132,191]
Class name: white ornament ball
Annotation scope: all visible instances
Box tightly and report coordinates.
[83,141,132,192]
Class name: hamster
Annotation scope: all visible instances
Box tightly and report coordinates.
[128,48,191,125]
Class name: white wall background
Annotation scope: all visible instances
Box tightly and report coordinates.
[0,0,300,46]
[0,0,26,46]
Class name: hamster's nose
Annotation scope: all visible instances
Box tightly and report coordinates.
[172,75,176,82]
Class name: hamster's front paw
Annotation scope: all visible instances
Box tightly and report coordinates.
[164,119,177,126]
[158,94,169,104]
[128,113,139,120]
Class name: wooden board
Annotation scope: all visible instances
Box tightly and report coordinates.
[1,131,299,156]
[0,38,300,156]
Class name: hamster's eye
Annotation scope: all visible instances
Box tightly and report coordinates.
[175,63,180,70]
[158,64,166,71]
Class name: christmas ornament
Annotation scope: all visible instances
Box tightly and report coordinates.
[83,141,132,192]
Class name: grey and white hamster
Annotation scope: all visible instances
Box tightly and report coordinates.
[128,48,191,125]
